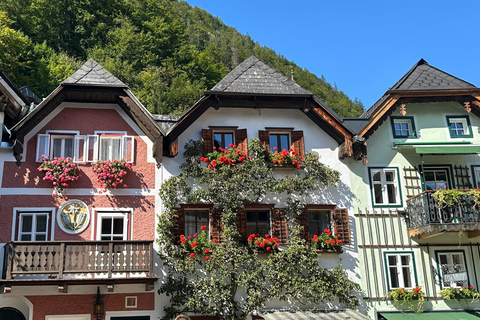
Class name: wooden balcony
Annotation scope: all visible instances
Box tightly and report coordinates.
[1,241,156,292]
[405,190,480,239]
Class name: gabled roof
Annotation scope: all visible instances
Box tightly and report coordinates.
[12,59,163,164]
[209,56,312,96]
[62,59,127,88]
[358,59,480,138]
[165,56,354,156]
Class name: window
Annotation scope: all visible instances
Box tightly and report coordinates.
[96,211,130,240]
[269,133,290,152]
[307,210,331,236]
[259,128,304,157]
[17,211,51,241]
[471,166,480,188]
[36,132,134,163]
[446,116,472,138]
[185,209,209,237]
[390,116,416,139]
[246,210,271,235]
[369,167,402,207]
[436,251,468,288]
[424,169,449,190]
[384,252,416,290]
[213,131,234,149]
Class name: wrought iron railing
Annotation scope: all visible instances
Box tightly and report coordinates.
[405,190,480,229]
[3,240,153,280]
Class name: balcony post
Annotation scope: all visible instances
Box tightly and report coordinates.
[59,243,65,279]
[5,243,13,280]
[108,242,113,278]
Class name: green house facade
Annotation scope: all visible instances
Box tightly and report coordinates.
[347,59,480,319]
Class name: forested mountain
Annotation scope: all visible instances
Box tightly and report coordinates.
[0,0,364,117]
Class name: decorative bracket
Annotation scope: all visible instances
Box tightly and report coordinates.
[464,101,472,113]
[400,104,407,116]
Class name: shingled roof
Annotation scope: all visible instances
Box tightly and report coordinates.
[362,59,478,119]
[62,59,127,88]
[209,56,312,95]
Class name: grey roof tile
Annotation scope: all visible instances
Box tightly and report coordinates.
[210,56,312,95]
[62,59,127,88]
[361,59,478,118]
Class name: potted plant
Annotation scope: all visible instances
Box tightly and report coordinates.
[310,229,343,252]
[37,156,80,198]
[247,234,280,253]
[386,286,425,313]
[269,148,302,169]
[92,159,133,192]
[200,144,249,170]
[440,286,480,303]
[179,225,215,261]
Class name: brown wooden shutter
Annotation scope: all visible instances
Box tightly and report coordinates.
[202,129,213,155]
[333,208,350,244]
[210,209,221,242]
[235,129,248,154]
[174,208,185,240]
[291,130,305,158]
[272,208,288,244]
[236,210,247,241]
[298,208,310,241]
[258,130,270,151]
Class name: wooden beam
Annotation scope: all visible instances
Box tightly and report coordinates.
[468,230,480,238]
[417,230,443,239]
[359,97,398,137]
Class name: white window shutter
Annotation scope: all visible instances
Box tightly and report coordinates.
[122,136,134,163]
[74,135,86,162]
[36,134,50,162]
[86,135,99,162]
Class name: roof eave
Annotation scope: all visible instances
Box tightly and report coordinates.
[204,91,312,98]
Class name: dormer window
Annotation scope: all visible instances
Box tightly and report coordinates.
[51,135,75,158]
[446,116,472,138]
[269,133,290,152]
[213,131,234,149]
[390,116,416,139]
[202,127,247,155]
[259,128,305,156]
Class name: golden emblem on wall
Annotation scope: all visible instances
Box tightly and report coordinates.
[57,200,90,234]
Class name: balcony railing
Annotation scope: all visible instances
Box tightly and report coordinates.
[405,190,480,235]
[3,241,153,280]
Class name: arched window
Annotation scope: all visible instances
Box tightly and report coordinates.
[0,307,26,320]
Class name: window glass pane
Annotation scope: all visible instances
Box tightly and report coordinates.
[53,138,62,157]
[246,211,256,222]
[389,267,399,288]
[402,267,412,287]
[436,171,447,181]
[64,138,74,158]
[387,185,396,204]
[308,212,319,236]
[101,218,112,234]
[36,215,47,232]
[35,234,46,241]
[424,172,434,181]
[101,235,110,241]
[385,171,394,182]
[100,138,122,160]
[372,171,381,181]
[21,216,33,232]
[21,234,31,241]
[279,134,289,151]
[439,254,448,265]
[401,255,410,265]
[112,218,124,235]
[388,255,397,266]
[224,133,233,148]
[257,211,269,222]
[269,135,278,151]
[374,184,383,204]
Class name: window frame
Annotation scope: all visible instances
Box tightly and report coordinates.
[307,209,333,237]
[470,165,480,188]
[446,115,473,138]
[419,164,455,191]
[384,251,418,290]
[12,208,55,241]
[36,130,81,162]
[435,250,469,289]
[212,131,235,150]
[89,131,134,163]
[245,208,272,236]
[184,208,211,238]
[368,167,403,208]
[94,210,132,241]
[390,116,417,139]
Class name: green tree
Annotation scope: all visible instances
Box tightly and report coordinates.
[158,139,359,320]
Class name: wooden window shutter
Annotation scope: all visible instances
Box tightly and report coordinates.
[272,208,288,244]
[174,208,185,240]
[258,130,270,151]
[235,129,248,154]
[298,208,309,241]
[333,208,350,244]
[202,129,213,155]
[236,210,247,240]
[291,131,305,158]
[210,209,221,242]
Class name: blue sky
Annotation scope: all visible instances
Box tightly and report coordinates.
[186,0,480,110]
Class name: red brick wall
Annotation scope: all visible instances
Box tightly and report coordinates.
[26,292,154,320]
